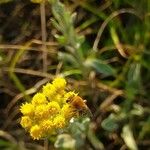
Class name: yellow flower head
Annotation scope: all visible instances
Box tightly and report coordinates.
[30,125,43,140]
[35,104,50,120]
[53,115,66,129]
[20,103,34,116]
[32,93,47,105]
[20,116,32,129]
[40,120,54,133]
[42,83,56,100]
[48,101,60,115]
[52,77,66,90]
[52,94,66,106]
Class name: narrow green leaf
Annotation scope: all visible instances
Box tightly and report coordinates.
[85,58,116,76]
[0,139,12,147]
[58,52,79,67]
[61,69,81,77]
[54,134,76,149]
[55,35,67,45]
[121,124,138,150]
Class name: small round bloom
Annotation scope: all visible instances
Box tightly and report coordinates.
[52,94,64,105]
[48,101,60,115]
[20,116,32,129]
[40,120,54,133]
[35,104,49,120]
[52,77,66,90]
[42,83,56,100]
[53,115,66,129]
[30,125,43,140]
[20,103,34,116]
[32,93,47,105]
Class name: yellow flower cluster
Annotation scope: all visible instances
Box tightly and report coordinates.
[20,77,78,140]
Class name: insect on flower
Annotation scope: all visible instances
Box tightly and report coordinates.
[66,95,92,117]
[20,77,92,140]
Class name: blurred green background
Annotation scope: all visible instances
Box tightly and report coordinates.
[0,0,150,149]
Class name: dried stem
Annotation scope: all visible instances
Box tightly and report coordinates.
[40,2,48,72]
[44,139,49,150]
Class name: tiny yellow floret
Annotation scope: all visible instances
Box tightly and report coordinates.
[52,77,66,90]
[20,116,32,129]
[32,93,47,105]
[20,103,34,116]
[30,125,42,140]
[48,101,60,115]
[53,115,66,129]
[43,83,56,100]
[40,120,54,133]
[35,104,50,119]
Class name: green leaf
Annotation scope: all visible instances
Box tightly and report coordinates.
[121,124,138,150]
[58,52,79,67]
[51,19,62,32]
[54,134,76,149]
[101,114,118,131]
[67,117,91,148]
[125,62,141,100]
[61,69,82,77]
[0,139,12,147]
[55,35,67,45]
[84,58,116,76]
[87,127,104,150]
[139,117,150,139]
[127,63,141,86]
[0,139,18,150]
[131,104,144,116]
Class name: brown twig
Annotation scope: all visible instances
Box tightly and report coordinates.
[3,67,53,78]
[99,90,123,111]
[44,139,49,150]
[40,2,48,72]
[0,130,17,144]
